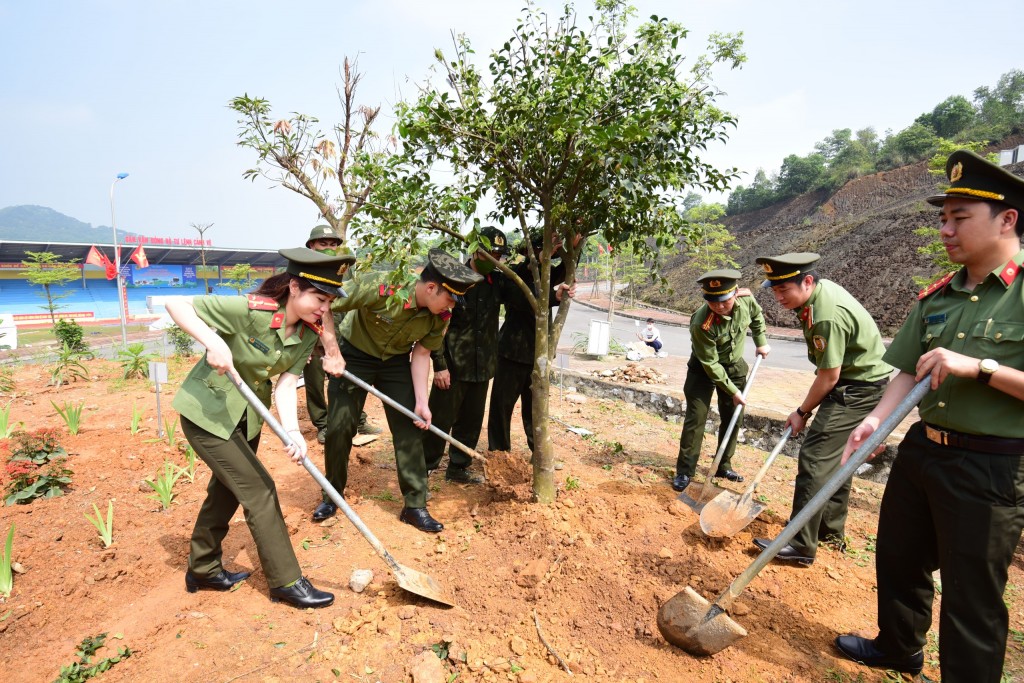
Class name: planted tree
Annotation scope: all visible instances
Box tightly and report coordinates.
[360,0,744,501]
[20,251,81,327]
[221,263,257,296]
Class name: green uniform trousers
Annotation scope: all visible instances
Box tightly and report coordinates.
[790,383,884,557]
[424,378,488,471]
[324,341,429,508]
[487,358,534,452]
[676,357,747,477]
[181,415,301,588]
[303,355,328,431]
[875,422,1024,682]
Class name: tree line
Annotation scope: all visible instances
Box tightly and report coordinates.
[726,70,1024,215]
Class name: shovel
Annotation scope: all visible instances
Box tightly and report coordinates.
[699,427,793,537]
[228,371,455,607]
[659,376,929,656]
[678,355,764,513]
[342,370,486,465]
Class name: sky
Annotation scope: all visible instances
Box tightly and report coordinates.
[0,0,1020,249]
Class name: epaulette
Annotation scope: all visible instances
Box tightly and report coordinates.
[998,261,1023,286]
[800,305,814,330]
[736,287,753,298]
[378,284,397,297]
[917,271,957,300]
[701,311,717,332]
[247,294,279,311]
[304,318,324,336]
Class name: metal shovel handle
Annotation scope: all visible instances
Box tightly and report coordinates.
[341,370,486,464]
[227,372,403,575]
[712,375,929,613]
[694,354,765,503]
[735,426,793,508]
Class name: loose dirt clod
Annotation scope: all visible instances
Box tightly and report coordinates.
[483,450,533,501]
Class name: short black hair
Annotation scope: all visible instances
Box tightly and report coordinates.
[646,318,654,324]
[986,200,1023,237]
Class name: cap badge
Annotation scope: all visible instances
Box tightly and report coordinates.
[495,235,505,246]
[762,263,773,274]
[709,279,720,288]
[950,162,963,183]
[337,263,350,276]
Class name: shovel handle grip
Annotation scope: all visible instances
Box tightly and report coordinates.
[694,354,764,503]
[227,372,401,573]
[713,375,930,612]
[341,370,485,463]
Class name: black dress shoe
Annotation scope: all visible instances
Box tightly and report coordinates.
[185,569,251,593]
[312,501,338,521]
[445,467,484,484]
[715,469,745,483]
[835,635,923,674]
[316,428,327,444]
[671,474,691,492]
[753,538,815,565]
[269,577,334,608]
[399,507,444,533]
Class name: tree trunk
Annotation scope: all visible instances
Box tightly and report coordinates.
[531,304,556,503]
[606,254,617,324]
[44,284,56,327]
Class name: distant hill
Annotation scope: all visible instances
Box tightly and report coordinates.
[0,205,134,244]
[638,135,1024,336]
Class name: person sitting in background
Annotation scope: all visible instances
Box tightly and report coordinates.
[638,318,666,357]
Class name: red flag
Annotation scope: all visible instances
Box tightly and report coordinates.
[606,244,613,254]
[85,246,111,268]
[129,246,149,269]
[105,263,118,280]
[597,243,606,254]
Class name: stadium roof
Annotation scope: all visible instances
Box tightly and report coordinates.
[0,241,286,268]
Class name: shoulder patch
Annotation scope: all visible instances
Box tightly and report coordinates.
[812,335,827,352]
[701,311,717,332]
[917,271,957,300]
[247,294,279,311]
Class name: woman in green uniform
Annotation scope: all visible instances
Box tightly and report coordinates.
[166,247,353,609]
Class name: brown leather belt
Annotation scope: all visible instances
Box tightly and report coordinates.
[923,423,1024,455]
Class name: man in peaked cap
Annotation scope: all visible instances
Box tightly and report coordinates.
[751,252,890,566]
[301,226,380,447]
[315,248,483,533]
[424,227,509,484]
[673,269,769,492]
[835,151,1024,680]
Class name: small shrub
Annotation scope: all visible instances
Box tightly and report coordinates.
[564,475,581,491]
[53,319,89,354]
[146,461,181,510]
[166,325,195,357]
[84,501,114,548]
[178,445,198,484]
[117,343,156,380]
[3,428,73,505]
[51,400,85,435]
[0,403,21,438]
[49,343,91,386]
[130,403,143,435]
[55,633,133,683]
[0,367,13,394]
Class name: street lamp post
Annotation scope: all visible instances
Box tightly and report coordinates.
[110,172,129,346]
[192,222,214,293]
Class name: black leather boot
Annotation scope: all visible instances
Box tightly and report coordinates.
[269,577,334,608]
[399,507,444,533]
[185,569,251,593]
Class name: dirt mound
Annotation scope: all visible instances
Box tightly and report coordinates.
[483,450,533,502]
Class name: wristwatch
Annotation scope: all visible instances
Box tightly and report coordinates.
[796,406,813,419]
[977,358,999,384]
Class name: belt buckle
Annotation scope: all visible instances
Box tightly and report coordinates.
[925,425,948,446]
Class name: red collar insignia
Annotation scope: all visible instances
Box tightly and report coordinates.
[998,260,1022,286]
[270,312,285,329]
[304,318,324,336]
[800,305,814,330]
[701,311,717,331]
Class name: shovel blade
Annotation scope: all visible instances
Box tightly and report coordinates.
[699,491,765,538]
[677,482,727,513]
[393,562,456,607]
[657,586,747,655]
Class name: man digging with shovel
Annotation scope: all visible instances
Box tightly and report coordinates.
[752,253,890,565]
[834,151,1024,681]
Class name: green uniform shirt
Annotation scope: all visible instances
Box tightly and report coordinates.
[331,277,448,360]
[431,267,504,382]
[797,279,891,382]
[884,250,1024,437]
[689,294,769,395]
[172,295,316,441]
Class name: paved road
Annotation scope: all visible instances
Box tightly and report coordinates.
[560,304,810,372]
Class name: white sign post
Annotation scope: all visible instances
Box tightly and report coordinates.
[150,361,169,437]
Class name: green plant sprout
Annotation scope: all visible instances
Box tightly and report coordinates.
[84,501,114,548]
[146,461,182,510]
[130,403,144,435]
[0,524,13,598]
[178,446,197,484]
[51,400,85,435]
[0,404,21,438]
[163,417,178,447]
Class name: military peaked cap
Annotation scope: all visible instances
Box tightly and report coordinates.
[279,247,356,297]
[305,224,343,248]
[755,253,820,288]
[927,150,1024,213]
[422,248,484,305]
[480,226,510,255]
[697,269,741,302]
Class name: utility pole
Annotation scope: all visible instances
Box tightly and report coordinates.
[192,223,214,293]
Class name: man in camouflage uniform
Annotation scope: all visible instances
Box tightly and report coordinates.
[752,252,890,565]
[835,151,1024,681]
[424,227,509,483]
[302,224,380,444]
[315,249,482,532]
[673,269,770,492]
